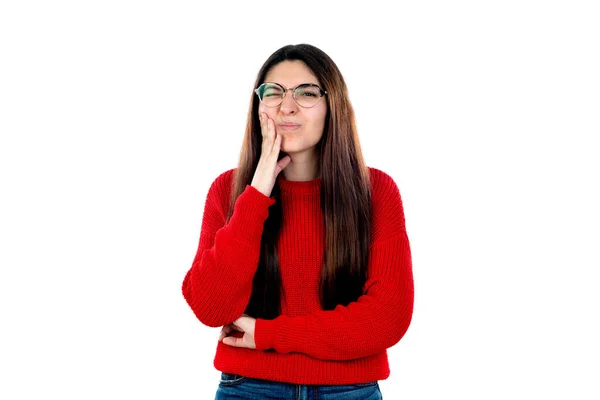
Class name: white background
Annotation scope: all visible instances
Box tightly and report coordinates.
[1,1,599,399]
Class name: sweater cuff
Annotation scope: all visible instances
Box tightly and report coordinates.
[227,185,276,243]
[255,315,308,355]
[254,317,279,351]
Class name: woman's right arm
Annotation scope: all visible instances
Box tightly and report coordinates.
[182,172,276,327]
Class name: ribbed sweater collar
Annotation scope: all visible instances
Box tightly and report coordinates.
[277,174,321,196]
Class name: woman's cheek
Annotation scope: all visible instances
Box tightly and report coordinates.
[258,103,271,117]
[259,103,278,119]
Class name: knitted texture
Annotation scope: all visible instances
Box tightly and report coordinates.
[182,167,414,385]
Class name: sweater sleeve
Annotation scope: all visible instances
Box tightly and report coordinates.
[253,171,414,360]
[254,232,413,360]
[182,174,277,327]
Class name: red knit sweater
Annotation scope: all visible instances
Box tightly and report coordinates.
[182,167,414,385]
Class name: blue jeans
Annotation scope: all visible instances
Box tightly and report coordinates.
[215,372,383,399]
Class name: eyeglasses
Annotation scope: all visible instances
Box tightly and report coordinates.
[254,82,328,108]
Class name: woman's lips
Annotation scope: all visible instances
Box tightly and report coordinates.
[277,123,301,131]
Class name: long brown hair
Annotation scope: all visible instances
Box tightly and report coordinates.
[227,44,372,319]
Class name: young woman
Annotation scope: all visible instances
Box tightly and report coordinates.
[182,44,414,399]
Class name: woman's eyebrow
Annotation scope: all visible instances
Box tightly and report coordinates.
[267,81,321,88]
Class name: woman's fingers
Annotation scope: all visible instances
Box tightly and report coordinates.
[268,118,283,158]
[259,112,268,139]
[222,335,245,347]
[260,113,279,155]
[277,154,291,173]
[218,324,234,341]
[218,321,245,341]
[266,116,275,148]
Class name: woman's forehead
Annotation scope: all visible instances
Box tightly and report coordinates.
[264,60,320,87]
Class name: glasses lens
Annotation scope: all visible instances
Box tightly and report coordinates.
[258,83,284,107]
[294,84,322,107]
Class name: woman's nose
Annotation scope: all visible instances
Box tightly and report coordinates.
[280,90,298,114]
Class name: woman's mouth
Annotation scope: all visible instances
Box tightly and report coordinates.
[277,123,302,132]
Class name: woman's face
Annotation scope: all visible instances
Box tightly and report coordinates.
[259,60,328,157]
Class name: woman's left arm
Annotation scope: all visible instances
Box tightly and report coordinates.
[253,230,414,361]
